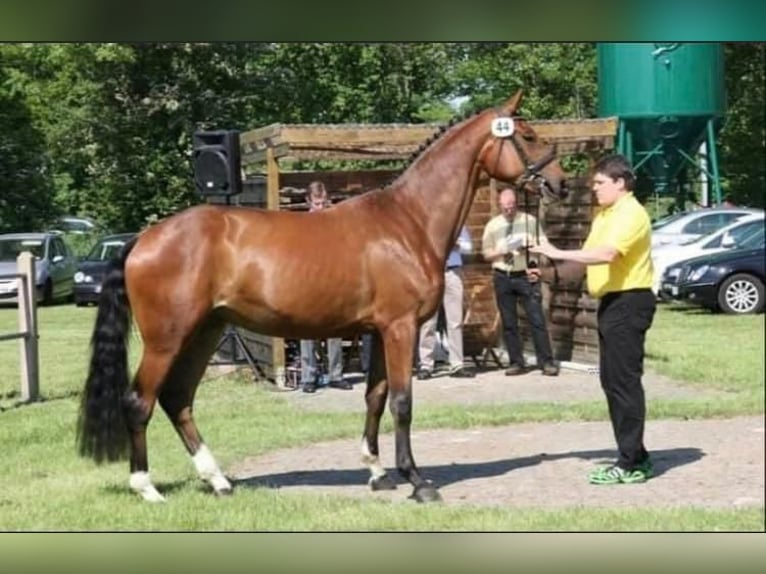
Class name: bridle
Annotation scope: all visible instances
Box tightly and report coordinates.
[491,112,559,201]
[490,112,559,269]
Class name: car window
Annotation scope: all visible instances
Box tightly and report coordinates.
[651,212,687,230]
[702,220,762,249]
[54,237,72,258]
[49,238,63,259]
[729,221,763,246]
[86,240,126,261]
[739,226,765,249]
[0,238,45,260]
[681,213,745,235]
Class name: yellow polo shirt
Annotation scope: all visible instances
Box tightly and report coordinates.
[583,193,654,298]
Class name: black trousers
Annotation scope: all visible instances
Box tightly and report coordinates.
[493,271,554,367]
[597,289,656,470]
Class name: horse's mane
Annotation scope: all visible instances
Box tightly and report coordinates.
[381,108,482,190]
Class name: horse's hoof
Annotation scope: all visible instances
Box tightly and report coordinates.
[140,490,167,503]
[369,474,397,491]
[213,486,234,497]
[411,483,441,503]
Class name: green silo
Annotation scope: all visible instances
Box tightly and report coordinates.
[597,43,726,205]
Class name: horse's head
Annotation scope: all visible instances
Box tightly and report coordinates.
[478,90,568,201]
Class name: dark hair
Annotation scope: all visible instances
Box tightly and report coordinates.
[594,154,635,191]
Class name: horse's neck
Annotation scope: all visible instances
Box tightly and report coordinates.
[396,113,490,263]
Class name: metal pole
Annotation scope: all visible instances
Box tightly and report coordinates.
[699,141,709,207]
[706,119,723,205]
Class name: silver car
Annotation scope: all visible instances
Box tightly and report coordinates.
[651,207,762,249]
[0,232,78,305]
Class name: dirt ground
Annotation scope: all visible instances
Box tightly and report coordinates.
[227,367,765,510]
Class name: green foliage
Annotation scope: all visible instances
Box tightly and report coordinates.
[447,43,598,120]
[0,42,763,232]
[719,43,765,208]
[0,47,57,232]
[61,232,98,257]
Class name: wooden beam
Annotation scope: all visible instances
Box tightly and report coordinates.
[265,148,286,386]
[532,117,619,140]
[240,118,619,165]
[240,123,284,146]
[242,143,291,165]
[280,124,440,147]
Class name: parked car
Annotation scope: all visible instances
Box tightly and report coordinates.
[74,233,135,306]
[650,207,761,249]
[0,232,78,304]
[659,226,765,314]
[652,212,764,294]
[51,215,98,235]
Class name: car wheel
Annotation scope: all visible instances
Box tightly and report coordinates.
[717,273,764,314]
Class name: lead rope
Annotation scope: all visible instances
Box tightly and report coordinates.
[521,186,542,271]
[522,187,530,269]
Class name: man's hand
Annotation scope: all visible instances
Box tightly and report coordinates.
[506,235,524,251]
[526,267,542,283]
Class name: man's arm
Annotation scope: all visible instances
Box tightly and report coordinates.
[530,243,619,264]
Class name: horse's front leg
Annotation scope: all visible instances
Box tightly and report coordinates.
[383,318,441,503]
[361,331,397,492]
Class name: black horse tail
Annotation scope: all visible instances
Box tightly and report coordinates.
[77,237,139,463]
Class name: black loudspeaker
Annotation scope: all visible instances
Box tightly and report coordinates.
[192,130,242,196]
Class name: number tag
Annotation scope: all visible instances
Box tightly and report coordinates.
[491,117,515,138]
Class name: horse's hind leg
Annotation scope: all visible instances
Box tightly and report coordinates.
[383,318,441,503]
[360,331,396,491]
[158,317,231,496]
[127,349,177,503]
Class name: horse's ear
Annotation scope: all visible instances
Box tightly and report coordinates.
[501,90,524,114]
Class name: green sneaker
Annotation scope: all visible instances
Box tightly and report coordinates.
[588,463,651,485]
[636,458,654,479]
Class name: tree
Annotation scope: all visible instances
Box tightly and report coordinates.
[0,46,56,232]
[719,43,765,208]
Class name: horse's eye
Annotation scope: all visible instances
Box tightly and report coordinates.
[522,132,536,142]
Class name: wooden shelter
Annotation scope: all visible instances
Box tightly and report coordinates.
[224,117,618,384]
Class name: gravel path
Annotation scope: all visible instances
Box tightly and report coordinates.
[227,367,764,509]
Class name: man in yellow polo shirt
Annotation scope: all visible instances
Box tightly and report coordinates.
[531,154,656,485]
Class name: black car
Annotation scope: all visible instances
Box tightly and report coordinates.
[660,226,764,314]
[73,233,135,306]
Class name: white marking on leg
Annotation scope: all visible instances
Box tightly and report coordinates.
[360,437,387,483]
[193,443,232,493]
[129,471,166,503]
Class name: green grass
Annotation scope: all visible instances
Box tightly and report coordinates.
[0,378,762,531]
[646,302,765,398]
[0,303,763,530]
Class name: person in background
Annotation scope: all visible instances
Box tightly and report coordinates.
[481,187,559,377]
[531,154,656,484]
[300,181,351,394]
[417,226,476,380]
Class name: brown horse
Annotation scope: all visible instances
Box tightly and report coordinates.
[77,90,567,503]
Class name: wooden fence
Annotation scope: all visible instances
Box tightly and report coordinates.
[0,252,40,401]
